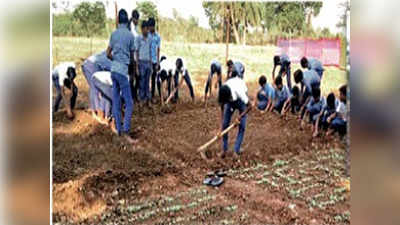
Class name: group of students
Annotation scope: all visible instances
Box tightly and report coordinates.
[52,8,348,156]
[53,9,197,143]
[253,55,348,138]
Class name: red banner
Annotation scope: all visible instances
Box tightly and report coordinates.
[276,38,341,67]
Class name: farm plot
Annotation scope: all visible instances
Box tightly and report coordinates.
[52,37,349,224]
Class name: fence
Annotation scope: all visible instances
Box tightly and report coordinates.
[276,38,341,67]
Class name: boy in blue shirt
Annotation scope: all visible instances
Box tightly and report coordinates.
[226,60,245,79]
[91,71,113,126]
[82,51,111,119]
[148,18,161,103]
[327,85,348,137]
[106,9,136,143]
[300,87,326,129]
[273,54,292,90]
[204,60,222,103]
[272,76,291,113]
[300,56,324,80]
[135,20,153,109]
[253,75,274,111]
[312,92,338,137]
[293,69,321,109]
[281,86,301,116]
[129,10,140,101]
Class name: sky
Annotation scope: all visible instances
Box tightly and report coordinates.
[52,0,348,34]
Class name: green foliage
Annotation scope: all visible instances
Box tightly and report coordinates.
[72,1,106,37]
[203,2,328,44]
[52,13,75,36]
[158,14,213,44]
[136,1,158,22]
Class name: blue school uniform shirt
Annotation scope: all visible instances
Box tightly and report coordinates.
[88,51,112,71]
[211,60,222,72]
[274,85,291,103]
[233,61,245,77]
[308,58,323,72]
[307,96,326,115]
[258,84,275,102]
[280,53,290,65]
[302,70,320,93]
[108,23,135,77]
[150,32,161,64]
[322,98,339,119]
[136,34,152,62]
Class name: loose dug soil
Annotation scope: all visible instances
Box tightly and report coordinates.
[53,72,349,224]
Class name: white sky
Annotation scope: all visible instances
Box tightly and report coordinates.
[52,0,348,33]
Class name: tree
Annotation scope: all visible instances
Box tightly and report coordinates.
[303,2,323,28]
[203,2,323,44]
[72,1,106,54]
[137,1,158,22]
[336,1,350,33]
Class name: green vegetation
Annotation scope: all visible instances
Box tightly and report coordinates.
[53,36,347,97]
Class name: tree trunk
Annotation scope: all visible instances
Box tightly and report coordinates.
[242,15,247,46]
[225,6,230,64]
[307,11,312,29]
[229,4,240,44]
[115,2,118,28]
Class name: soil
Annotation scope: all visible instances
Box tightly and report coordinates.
[53,73,349,225]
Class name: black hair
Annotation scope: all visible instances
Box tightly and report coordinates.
[293,69,303,83]
[226,60,233,67]
[211,63,221,75]
[148,17,156,27]
[275,76,283,86]
[132,9,139,20]
[176,58,183,70]
[273,55,281,66]
[339,84,347,97]
[159,70,167,80]
[292,86,300,97]
[327,93,336,109]
[231,70,239,78]
[160,55,167,62]
[141,20,148,28]
[66,67,77,81]
[339,84,347,103]
[258,75,267,86]
[63,67,76,89]
[118,9,129,24]
[300,57,308,69]
[312,87,321,99]
[218,85,231,105]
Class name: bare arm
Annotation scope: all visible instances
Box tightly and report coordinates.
[266,99,274,112]
[327,112,337,123]
[130,51,135,65]
[281,98,291,116]
[157,47,160,67]
[160,81,164,105]
[313,112,323,136]
[219,104,225,132]
[106,46,113,60]
[61,86,73,118]
[301,111,309,127]
[272,65,276,81]
[136,51,140,75]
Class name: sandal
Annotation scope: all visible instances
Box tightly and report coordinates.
[203,176,224,187]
